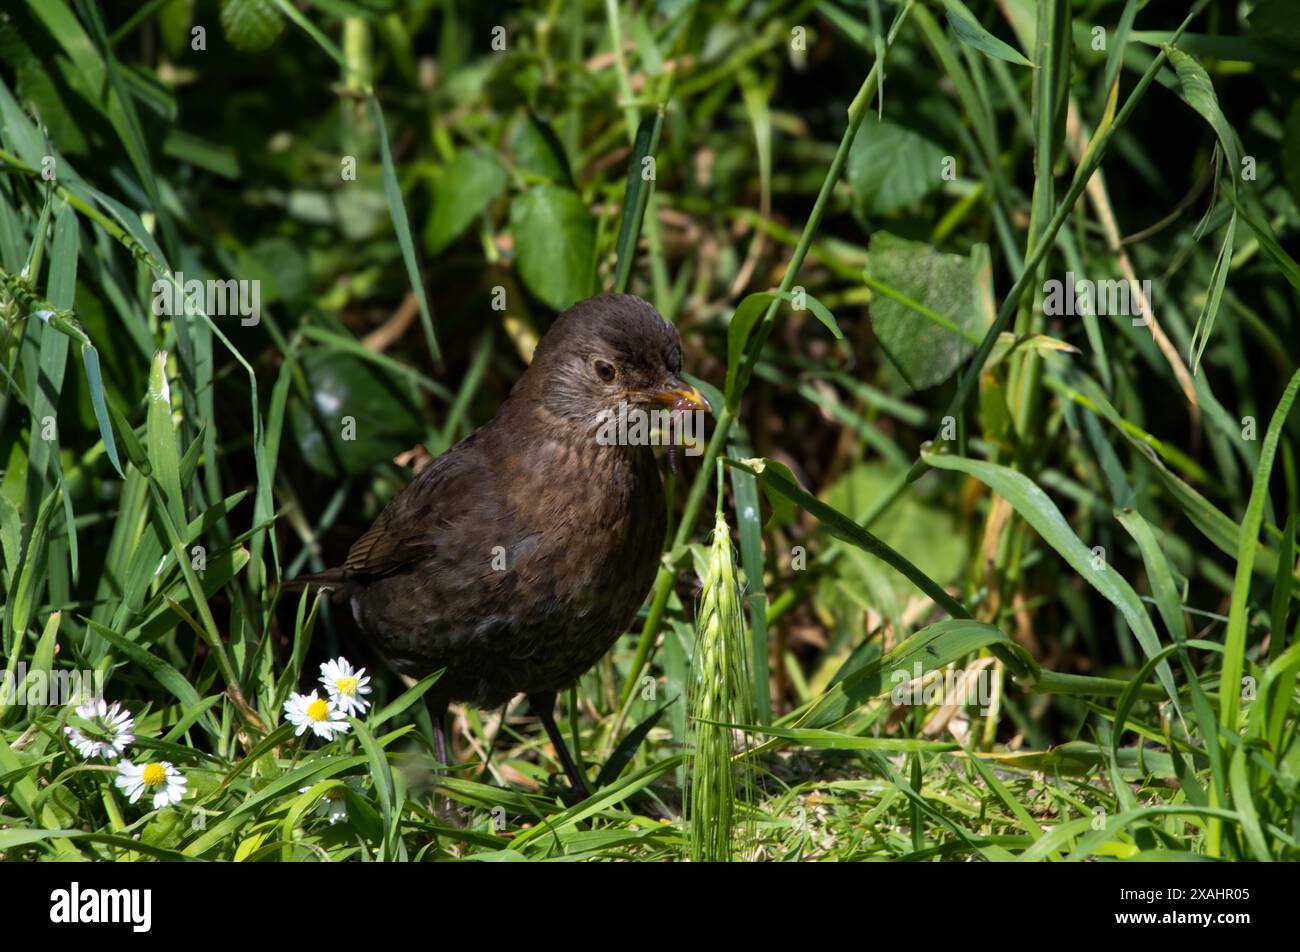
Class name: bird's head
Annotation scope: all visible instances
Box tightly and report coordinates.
[514,294,710,432]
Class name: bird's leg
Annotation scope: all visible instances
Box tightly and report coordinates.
[425,689,451,766]
[529,691,591,798]
[425,690,459,825]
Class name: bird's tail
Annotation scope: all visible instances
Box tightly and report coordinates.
[280,567,347,593]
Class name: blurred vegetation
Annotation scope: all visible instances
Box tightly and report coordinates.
[3,0,1300,860]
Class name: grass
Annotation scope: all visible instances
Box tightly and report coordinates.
[1,0,1300,861]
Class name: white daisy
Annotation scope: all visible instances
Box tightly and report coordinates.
[319,657,372,716]
[64,699,135,760]
[300,783,350,824]
[115,760,187,809]
[284,690,350,739]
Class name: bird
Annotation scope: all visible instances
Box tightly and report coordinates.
[285,294,709,795]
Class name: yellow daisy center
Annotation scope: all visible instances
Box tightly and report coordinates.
[336,675,358,697]
[141,763,167,787]
[306,697,330,722]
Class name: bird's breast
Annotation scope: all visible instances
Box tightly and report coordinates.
[507,437,665,599]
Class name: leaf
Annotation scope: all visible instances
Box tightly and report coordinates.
[147,351,185,527]
[825,461,968,605]
[596,697,676,788]
[370,670,443,728]
[921,450,1183,719]
[351,717,396,854]
[220,0,284,53]
[729,465,772,722]
[425,151,506,254]
[613,112,662,294]
[1102,0,1138,101]
[1220,369,1300,734]
[725,289,841,405]
[510,112,574,186]
[1225,189,1300,290]
[729,458,980,631]
[865,233,989,390]
[509,756,683,849]
[368,96,441,366]
[847,117,946,218]
[510,185,596,311]
[5,487,59,644]
[82,618,205,712]
[743,725,961,752]
[790,618,1032,730]
[288,348,424,478]
[1189,210,1236,373]
[1168,48,1242,180]
[943,0,1035,67]
[1268,515,1295,664]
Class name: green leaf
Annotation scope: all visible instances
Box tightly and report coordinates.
[511,112,574,186]
[596,697,676,788]
[921,450,1183,719]
[510,185,596,311]
[368,96,441,366]
[350,717,396,854]
[729,465,771,722]
[848,117,946,218]
[1168,48,1242,178]
[825,461,968,607]
[220,0,284,52]
[1189,210,1236,373]
[943,0,1034,67]
[728,458,977,629]
[744,724,961,752]
[1269,515,1295,664]
[425,151,506,254]
[5,487,59,645]
[288,348,424,478]
[790,618,1031,730]
[725,290,841,405]
[147,351,185,527]
[612,112,662,294]
[1220,369,1300,734]
[83,618,205,713]
[370,670,443,728]
[865,233,990,390]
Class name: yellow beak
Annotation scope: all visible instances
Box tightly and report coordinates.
[644,380,711,413]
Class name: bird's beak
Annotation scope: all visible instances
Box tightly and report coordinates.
[642,378,711,414]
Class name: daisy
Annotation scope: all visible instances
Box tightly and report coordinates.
[300,783,350,824]
[319,657,372,716]
[284,690,350,739]
[64,699,135,760]
[115,760,187,809]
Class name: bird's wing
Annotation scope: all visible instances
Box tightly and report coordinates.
[344,431,494,580]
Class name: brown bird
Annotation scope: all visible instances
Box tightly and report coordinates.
[288,294,709,794]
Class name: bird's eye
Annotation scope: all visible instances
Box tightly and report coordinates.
[593,359,617,383]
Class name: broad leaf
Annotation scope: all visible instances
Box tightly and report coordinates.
[865,232,990,390]
[848,117,946,218]
[425,151,506,254]
[511,186,596,312]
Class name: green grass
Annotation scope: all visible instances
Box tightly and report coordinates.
[2,0,1300,861]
